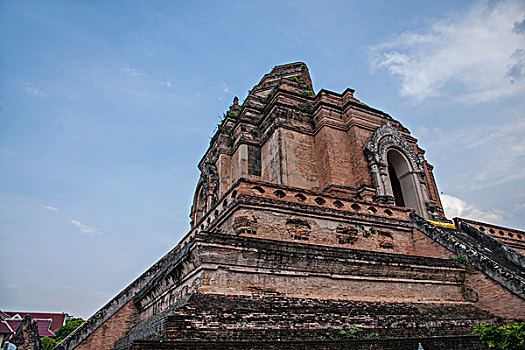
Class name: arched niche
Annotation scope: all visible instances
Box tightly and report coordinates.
[364,122,431,218]
[387,149,428,216]
[190,163,219,227]
[191,183,207,225]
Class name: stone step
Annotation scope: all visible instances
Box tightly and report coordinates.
[161,294,492,342]
[130,336,488,350]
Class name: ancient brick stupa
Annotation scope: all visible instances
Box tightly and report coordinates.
[57,63,525,350]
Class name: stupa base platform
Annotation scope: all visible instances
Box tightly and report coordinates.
[115,293,492,350]
[129,336,487,350]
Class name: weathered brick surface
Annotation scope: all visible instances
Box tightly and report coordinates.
[412,214,525,319]
[76,300,138,350]
[117,293,491,349]
[413,226,525,318]
[192,62,444,225]
[132,231,470,319]
[62,63,524,350]
[164,294,491,339]
[463,267,525,319]
[412,226,456,259]
[129,337,488,350]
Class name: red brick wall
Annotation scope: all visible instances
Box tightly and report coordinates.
[313,126,335,190]
[346,126,375,189]
[463,267,525,319]
[76,300,138,350]
[281,129,318,189]
[412,228,456,259]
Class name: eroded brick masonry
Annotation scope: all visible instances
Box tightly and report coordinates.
[57,63,525,350]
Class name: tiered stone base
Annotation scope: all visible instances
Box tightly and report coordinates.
[129,336,487,350]
[115,293,492,349]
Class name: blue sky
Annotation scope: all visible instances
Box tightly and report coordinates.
[1,0,524,318]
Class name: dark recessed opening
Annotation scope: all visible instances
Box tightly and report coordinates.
[295,193,307,202]
[274,190,286,198]
[333,200,344,208]
[314,197,326,205]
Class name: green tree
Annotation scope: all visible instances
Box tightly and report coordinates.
[41,336,57,350]
[43,318,85,349]
[54,318,84,342]
[473,322,525,349]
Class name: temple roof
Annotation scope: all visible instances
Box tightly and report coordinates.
[255,62,313,92]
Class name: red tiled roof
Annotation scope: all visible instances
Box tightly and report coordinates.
[3,319,55,338]
[4,312,67,333]
[35,319,55,337]
[5,320,20,335]
[0,321,13,334]
[0,313,61,338]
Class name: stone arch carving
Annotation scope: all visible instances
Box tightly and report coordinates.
[364,122,431,217]
[191,183,207,225]
[190,163,219,227]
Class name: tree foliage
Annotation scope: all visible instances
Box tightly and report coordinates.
[41,318,85,350]
[41,336,57,350]
[473,322,525,349]
[54,318,84,342]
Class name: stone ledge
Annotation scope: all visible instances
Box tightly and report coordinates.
[128,336,487,350]
[197,231,462,270]
[117,293,492,349]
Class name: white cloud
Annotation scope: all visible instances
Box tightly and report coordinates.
[70,219,101,235]
[426,118,525,190]
[466,119,525,189]
[441,194,504,223]
[161,81,173,87]
[22,83,46,97]
[123,67,146,78]
[40,205,59,211]
[371,0,525,102]
[514,203,525,214]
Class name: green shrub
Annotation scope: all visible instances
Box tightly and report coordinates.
[54,318,85,343]
[339,328,362,338]
[41,337,57,350]
[473,322,525,349]
[365,332,380,339]
[449,254,468,265]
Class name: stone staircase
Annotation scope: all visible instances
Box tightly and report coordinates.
[128,337,486,350]
[411,213,525,299]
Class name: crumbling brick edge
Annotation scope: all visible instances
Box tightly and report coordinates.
[54,236,196,350]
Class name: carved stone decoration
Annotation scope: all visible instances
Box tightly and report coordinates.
[461,285,479,302]
[11,315,43,350]
[286,217,311,241]
[233,213,258,235]
[190,162,219,226]
[378,230,395,250]
[202,163,219,208]
[364,122,431,217]
[336,224,359,245]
